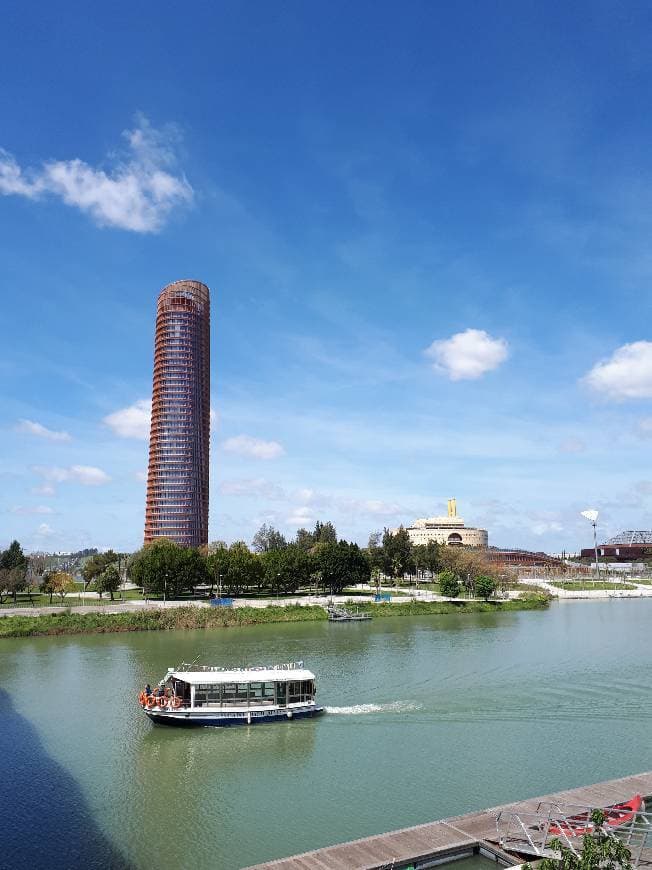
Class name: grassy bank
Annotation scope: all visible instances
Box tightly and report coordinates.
[350,595,550,617]
[0,595,550,639]
[0,605,327,638]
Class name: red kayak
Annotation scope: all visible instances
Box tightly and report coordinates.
[549,794,644,837]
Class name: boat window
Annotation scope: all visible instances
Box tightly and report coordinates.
[249,681,263,699]
[262,682,275,698]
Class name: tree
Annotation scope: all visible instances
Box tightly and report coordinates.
[0,568,28,604]
[252,524,287,553]
[127,539,208,598]
[48,571,76,603]
[414,541,441,576]
[313,521,338,545]
[94,563,121,600]
[439,570,460,598]
[82,550,118,591]
[220,542,263,595]
[475,575,496,600]
[261,545,312,595]
[28,553,50,587]
[0,540,28,602]
[206,544,230,595]
[381,527,415,579]
[40,571,56,604]
[295,528,314,551]
[526,810,633,870]
[313,541,371,594]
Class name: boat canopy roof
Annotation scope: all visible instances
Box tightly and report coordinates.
[168,667,316,685]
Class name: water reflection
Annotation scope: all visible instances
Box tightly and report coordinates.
[0,688,132,870]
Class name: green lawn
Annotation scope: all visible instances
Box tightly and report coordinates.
[551,581,637,591]
[0,590,146,608]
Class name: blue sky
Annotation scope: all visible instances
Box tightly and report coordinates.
[2,1,652,554]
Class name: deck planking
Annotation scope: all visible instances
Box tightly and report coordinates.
[245,770,652,870]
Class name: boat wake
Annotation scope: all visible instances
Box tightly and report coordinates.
[325,701,422,715]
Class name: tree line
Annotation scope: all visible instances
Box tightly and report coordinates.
[128,521,369,597]
[0,521,501,604]
[0,541,125,604]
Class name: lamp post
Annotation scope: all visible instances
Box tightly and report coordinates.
[581,509,600,580]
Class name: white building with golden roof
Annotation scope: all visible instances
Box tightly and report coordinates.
[393,499,488,548]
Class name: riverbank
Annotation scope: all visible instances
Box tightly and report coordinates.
[2,595,549,637]
[349,595,548,617]
[0,596,549,638]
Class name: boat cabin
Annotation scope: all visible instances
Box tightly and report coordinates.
[162,663,317,710]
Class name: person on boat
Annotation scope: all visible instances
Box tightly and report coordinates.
[144,683,152,696]
[156,684,166,698]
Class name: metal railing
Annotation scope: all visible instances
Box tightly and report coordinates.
[496,801,651,866]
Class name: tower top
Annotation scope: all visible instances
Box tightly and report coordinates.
[447,498,457,518]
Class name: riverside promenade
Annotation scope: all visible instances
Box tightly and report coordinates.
[245,771,652,870]
[0,593,397,619]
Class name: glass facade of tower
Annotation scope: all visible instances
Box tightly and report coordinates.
[144,280,210,547]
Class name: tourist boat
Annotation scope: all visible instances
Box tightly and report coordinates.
[548,795,644,837]
[327,604,372,622]
[137,660,324,726]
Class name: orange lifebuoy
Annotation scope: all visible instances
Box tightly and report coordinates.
[172,696,182,709]
[146,696,156,709]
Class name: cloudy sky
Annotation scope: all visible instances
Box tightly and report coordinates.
[2,2,652,554]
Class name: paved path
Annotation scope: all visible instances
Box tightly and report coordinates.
[245,770,652,870]
[0,589,513,619]
[529,579,652,599]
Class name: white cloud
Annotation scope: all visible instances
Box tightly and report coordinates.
[425,328,508,381]
[286,507,314,526]
[32,483,56,497]
[584,341,652,400]
[17,418,71,442]
[11,505,54,515]
[104,399,151,440]
[33,465,110,487]
[35,523,54,538]
[357,499,404,516]
[0,115,193,232]
[222,434,285,460]
[558,437,586,454]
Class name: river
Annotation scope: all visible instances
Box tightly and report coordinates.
[1,599,651,869]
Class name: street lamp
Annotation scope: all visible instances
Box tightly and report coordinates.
[581,509,600,580]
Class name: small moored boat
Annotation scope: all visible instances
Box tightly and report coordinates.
[138,660,324,727]
[548,794,644,837]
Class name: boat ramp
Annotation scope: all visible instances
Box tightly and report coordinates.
[245,770,652,870]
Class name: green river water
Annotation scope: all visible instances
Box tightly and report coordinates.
[1,599,651,869]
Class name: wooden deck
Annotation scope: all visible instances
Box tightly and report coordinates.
[245,771,652,870]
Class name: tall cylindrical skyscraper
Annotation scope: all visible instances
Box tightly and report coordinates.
[144,280,210,547]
